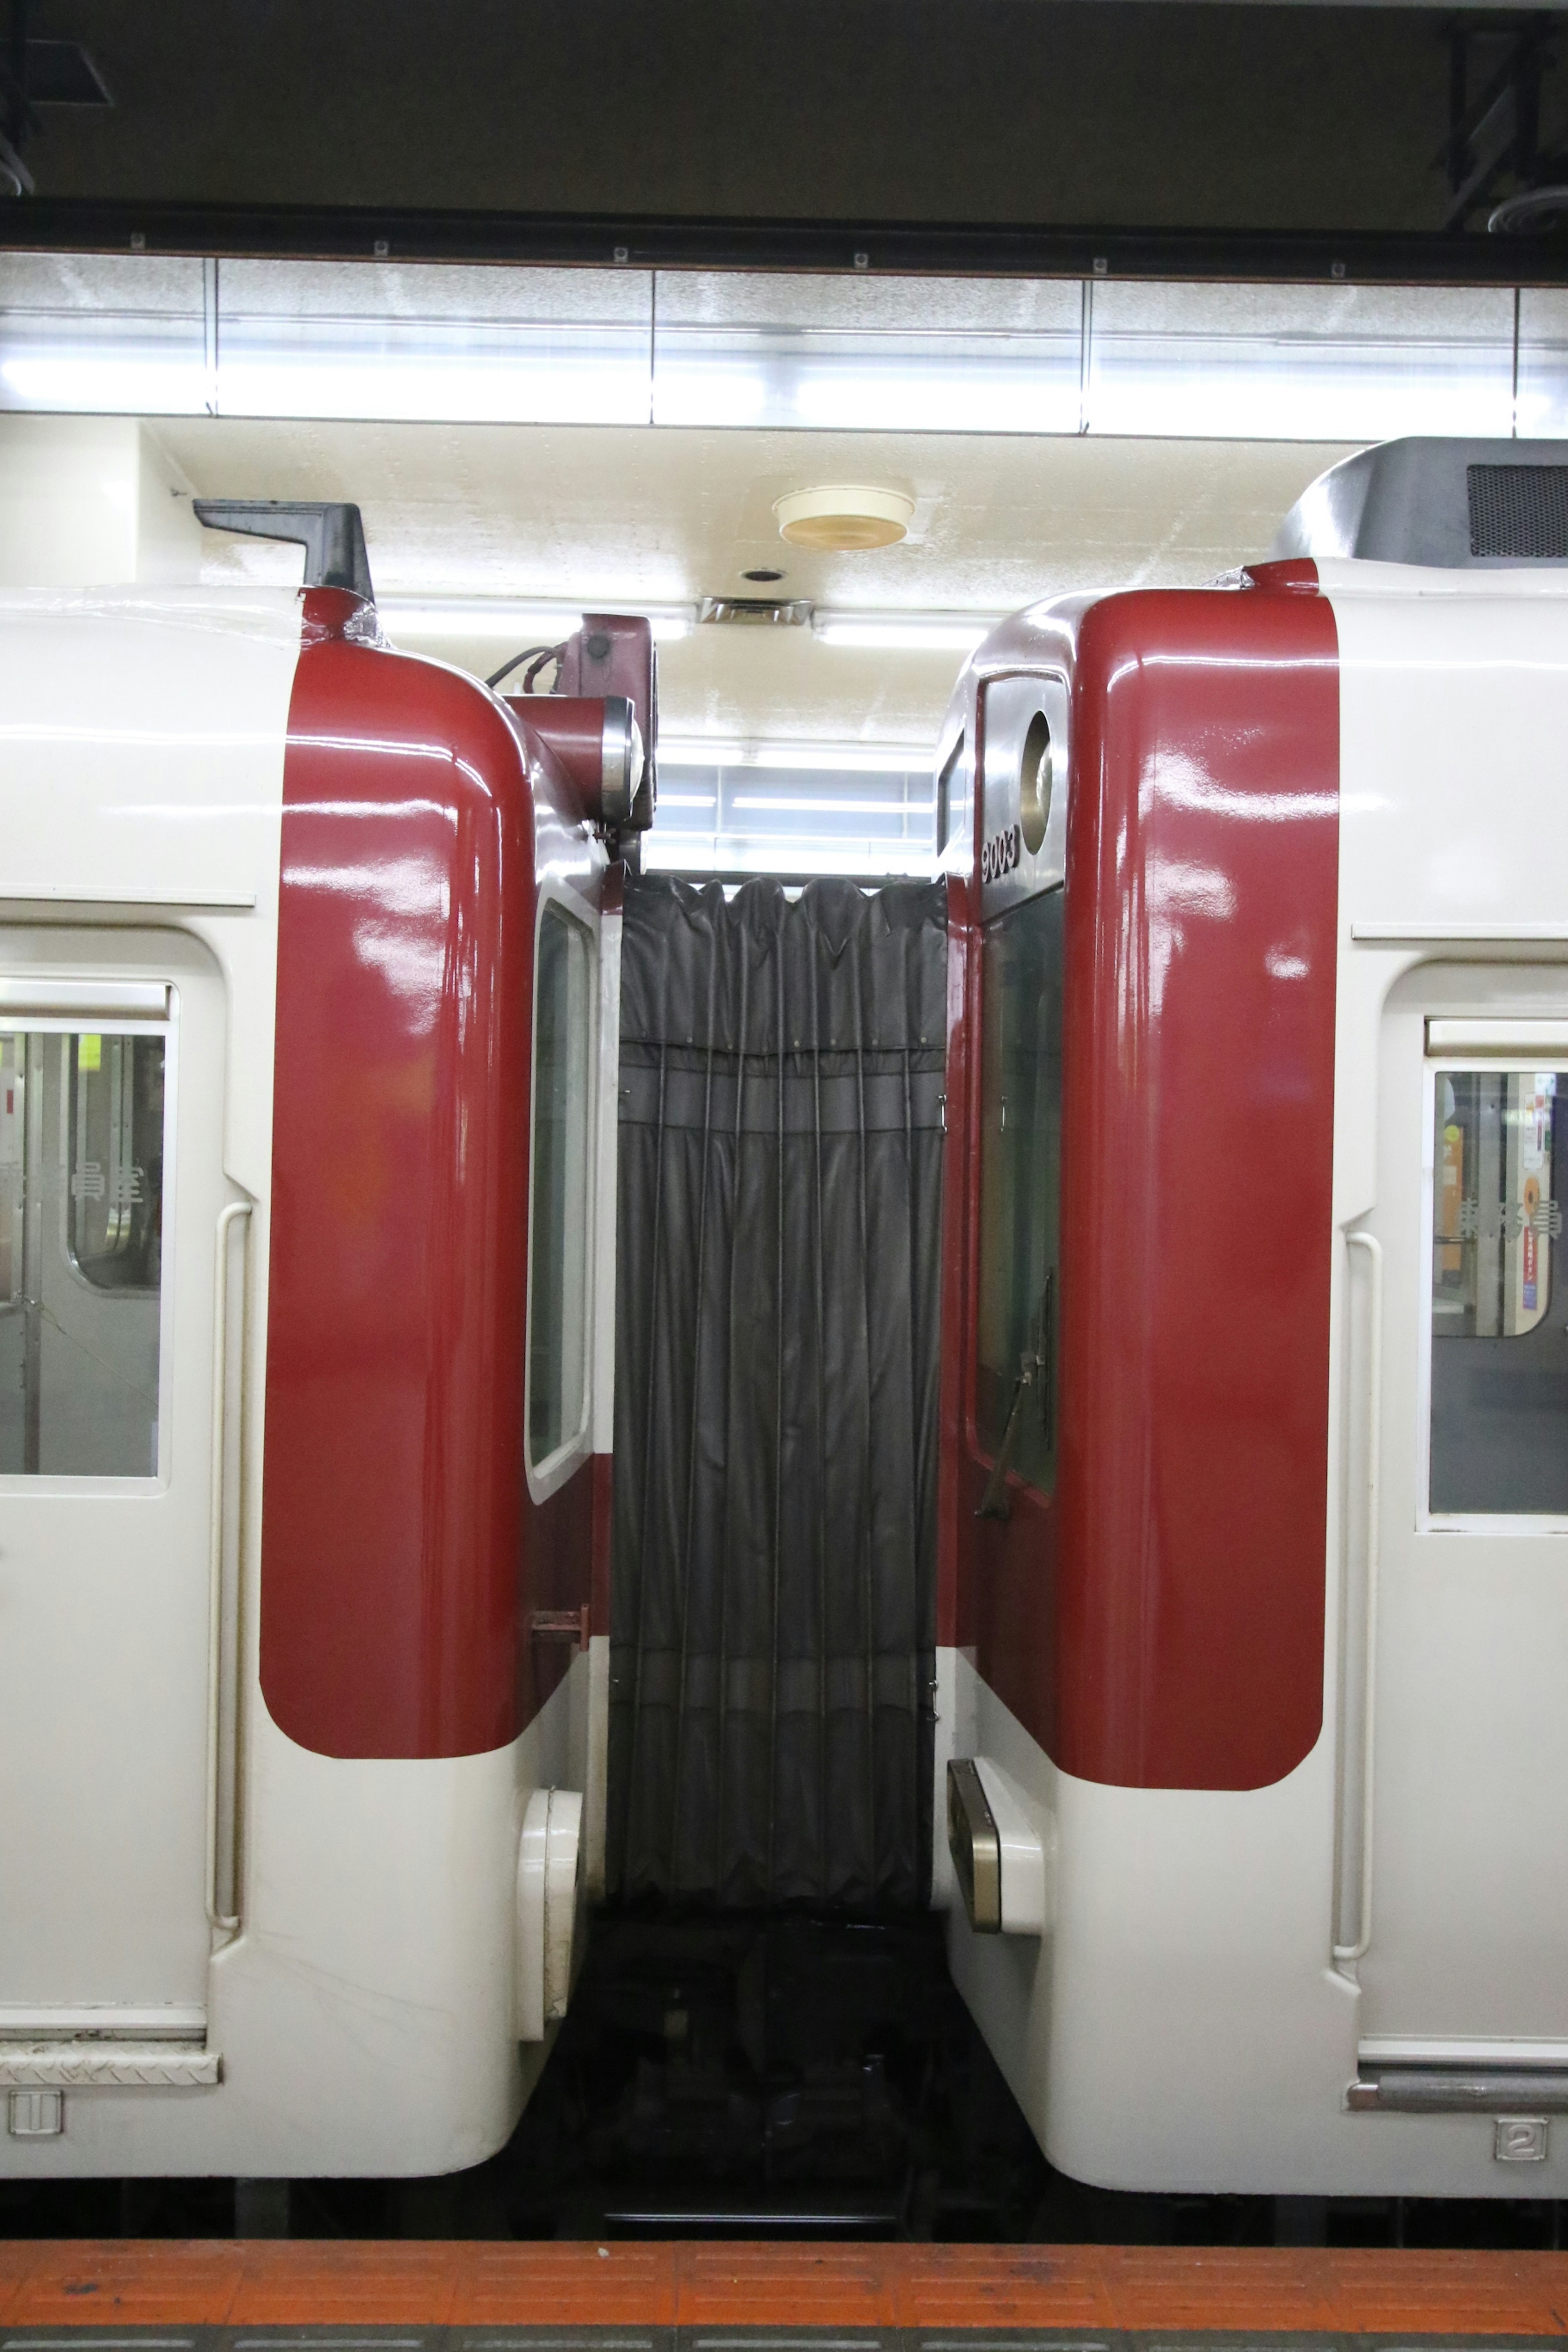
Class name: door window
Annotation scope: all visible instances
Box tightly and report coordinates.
[976,886,1063,1494]
[1430,1065,1568,1515]
[0,1027,165,1477]
[527,903,593,1474]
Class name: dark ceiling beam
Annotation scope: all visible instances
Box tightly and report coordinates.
[0,195,1565,284]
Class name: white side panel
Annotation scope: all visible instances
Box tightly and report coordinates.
[0,931,227,2019]
[950,1657,1568,2196]
[953,570,1568,2199]
[1332,577,1568,2066]
[0,586,303,913]
[0,419,202,590]
[0,590,597,2177]
[0,593,298,2088]
[2,1653,588,2178]
[1324,558,1568,953]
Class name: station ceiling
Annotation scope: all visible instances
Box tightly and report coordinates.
[7,2,1568,248]
[157,418,1345,751]
[3,4,1563,866]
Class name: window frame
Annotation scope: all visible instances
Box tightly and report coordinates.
[59,1030,166,1299]
[0,998,178,1491]
[523,880,598,1504]
[1419,1047,1568,1535]
[971,878,1064,1501]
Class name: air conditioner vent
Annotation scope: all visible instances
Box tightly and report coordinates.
[1468,463,1568,559]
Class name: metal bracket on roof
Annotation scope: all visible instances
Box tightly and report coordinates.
[192,500,375,603]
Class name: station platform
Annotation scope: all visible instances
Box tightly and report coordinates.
[3,2242,1568,2348]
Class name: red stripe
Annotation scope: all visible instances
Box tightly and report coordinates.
[1056,581,1340,1786]
[956,579,1339,1789]
[259,595,537,1758]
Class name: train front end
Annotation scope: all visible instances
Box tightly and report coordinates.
[0,546,640,2179]
[939,439,1568,2201]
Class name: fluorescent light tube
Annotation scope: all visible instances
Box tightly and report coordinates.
[813,613,998,651]
[1,356,207,412]
[731,795,933,818]
[381,598,692,642]
[660,740,931,773]
[644,837,940,879]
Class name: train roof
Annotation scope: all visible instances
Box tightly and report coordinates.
[1275,437,1568,570]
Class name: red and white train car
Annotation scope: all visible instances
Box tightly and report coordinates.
[0,505,644,2177]
[11,438,1568,2209]
[939,438,1568,2200]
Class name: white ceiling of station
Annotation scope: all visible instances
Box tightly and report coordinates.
[156,416,1355,752]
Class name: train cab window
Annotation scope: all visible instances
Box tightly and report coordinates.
[527,902,594,1474]
[0,1028,165,1478]
[937,732,968,857]
[977,887,1063,1494]
[1430,1067,1568,1515]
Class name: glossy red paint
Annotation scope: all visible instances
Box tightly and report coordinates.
[1054,584,1341,1788]
[953,583,1340,1788]
[260,591,601,1759]
[503,696,610,826]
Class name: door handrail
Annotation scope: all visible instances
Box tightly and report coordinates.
[1335,1226,1383,1969]
[205,1197,251,1937]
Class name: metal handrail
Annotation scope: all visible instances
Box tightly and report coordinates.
[204,1198,251,1937]
[1334,1227,1384,1969]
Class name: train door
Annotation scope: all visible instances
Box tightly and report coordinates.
[1346,968,1568,2059]
[0,937,230,2037]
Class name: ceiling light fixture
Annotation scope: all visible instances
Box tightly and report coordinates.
[773,486,915,552]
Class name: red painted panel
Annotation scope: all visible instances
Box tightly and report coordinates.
[261,593,598,1758]
[1051,584,1340,1787]
[502,696,607,825]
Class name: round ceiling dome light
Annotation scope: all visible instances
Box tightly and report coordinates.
[773,485,914,552]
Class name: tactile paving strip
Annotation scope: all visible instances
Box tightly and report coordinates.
[2,2248,1568,2343]
[1,2330,1566,2352]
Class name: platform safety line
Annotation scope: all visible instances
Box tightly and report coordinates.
[3,2247,1568,2337]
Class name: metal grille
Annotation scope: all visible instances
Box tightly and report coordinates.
[1467,463,1568,558]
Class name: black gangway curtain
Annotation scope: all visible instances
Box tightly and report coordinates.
[609,875,947,1911]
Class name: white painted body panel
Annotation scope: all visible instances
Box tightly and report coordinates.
[8,1664,584,2176]
[0,928,229,2026]
[0,588,592,2176]
[947,559,1568,2197]
[1330,568,1568,2066]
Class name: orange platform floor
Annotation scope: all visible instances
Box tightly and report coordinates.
[3,2241,1568,2336]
